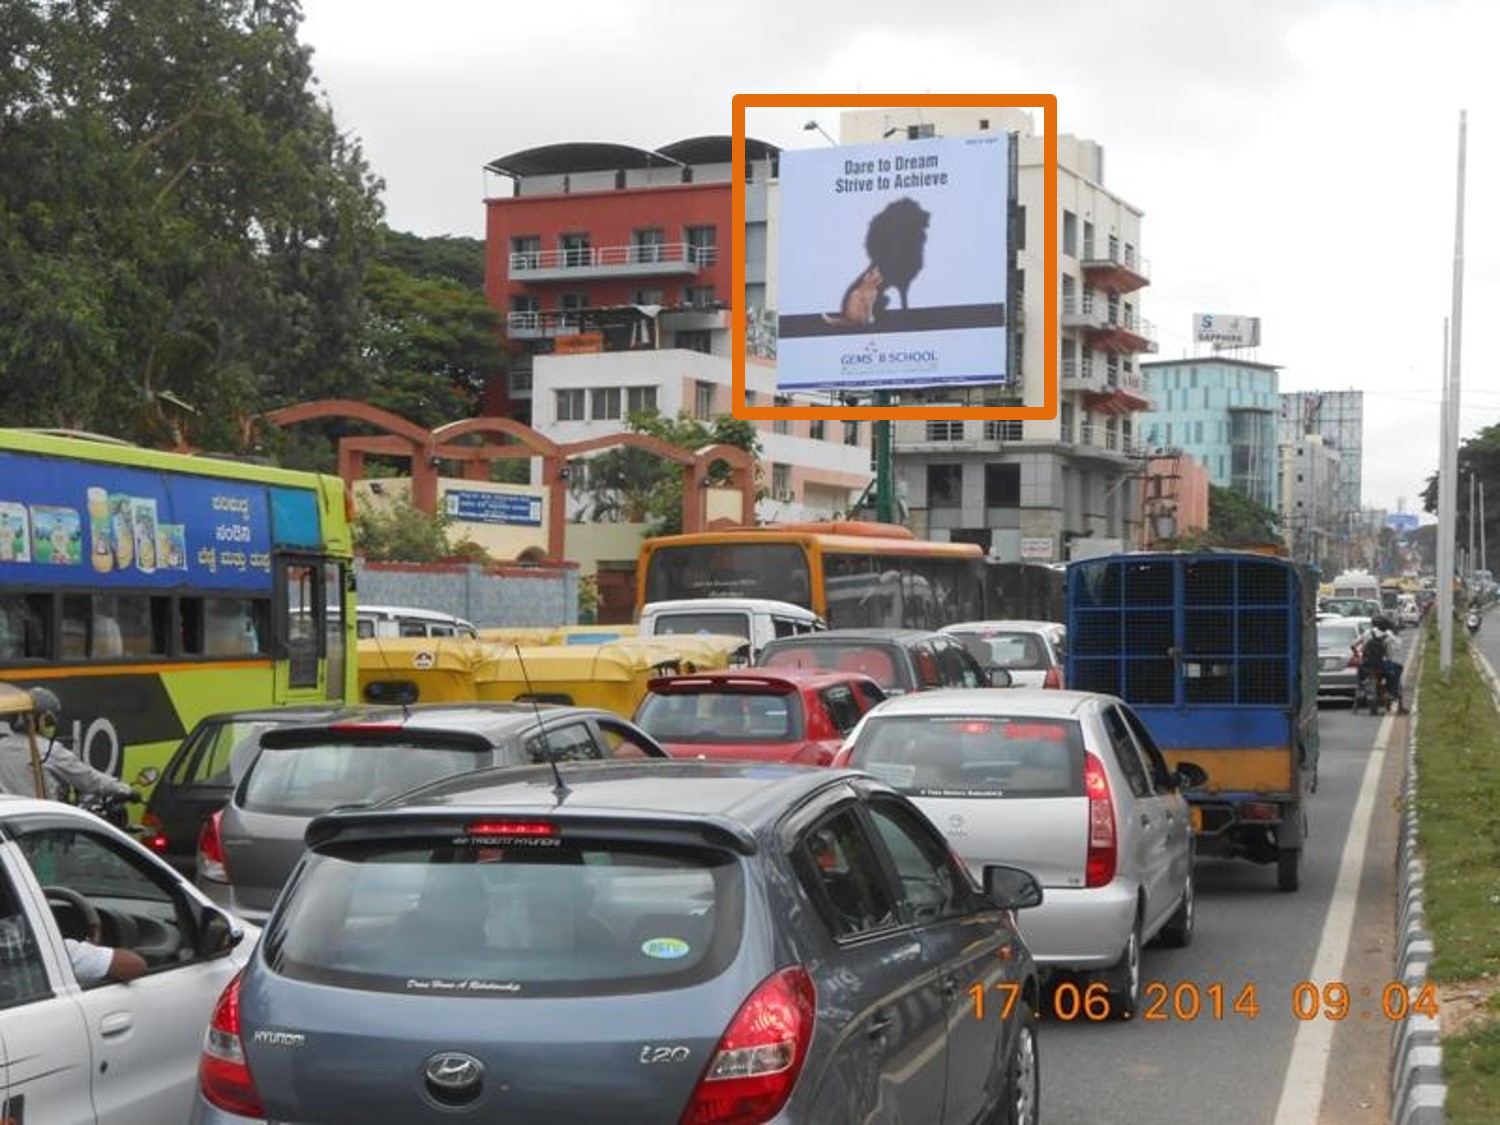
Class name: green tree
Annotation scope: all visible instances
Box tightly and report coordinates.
[1174,484,1282,550]
[376,228,487,289]
[574,410,761,535]
[0,0,384,450]
[1422,422,1500,568]
[353,494,486,563]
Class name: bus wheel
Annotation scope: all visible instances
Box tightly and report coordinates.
[1277,847,1301,893]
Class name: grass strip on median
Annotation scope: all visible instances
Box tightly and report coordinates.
[1413,624,1500,1124]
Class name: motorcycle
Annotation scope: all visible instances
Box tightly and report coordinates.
[1467,611,1482,636]
[76,766,158,834]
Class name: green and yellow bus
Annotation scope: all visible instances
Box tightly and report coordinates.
[637,522,985,630]
[0,430,356,790]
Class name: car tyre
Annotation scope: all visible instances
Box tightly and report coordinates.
[992,1000,1039,1125]
[1103,914,1142,1018]
[1157,865,1194,948]
[1277,847,1301,893]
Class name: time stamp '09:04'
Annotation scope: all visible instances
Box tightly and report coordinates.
[970,981,1441,1023]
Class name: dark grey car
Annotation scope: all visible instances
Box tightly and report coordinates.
[195,704,669,923]
[189,761,1043,1125]
[757,628,994,696]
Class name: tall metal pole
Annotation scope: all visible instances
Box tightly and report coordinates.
[1440,108,1467,672]
[1439,317,1454,670]
[1482,480,1487,575]
[1469,471,1477,581]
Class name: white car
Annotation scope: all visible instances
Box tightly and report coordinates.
[837,688,1205,1018]
[941,620,1067,689]
[0,795,256,1124]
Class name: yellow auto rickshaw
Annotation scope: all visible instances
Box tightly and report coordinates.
[356,635,488,705]
[477,625,639,647]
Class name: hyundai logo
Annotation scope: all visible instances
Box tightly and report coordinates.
[423,1051,484,1102]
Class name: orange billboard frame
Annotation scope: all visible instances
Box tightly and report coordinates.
[731,93,1058,422]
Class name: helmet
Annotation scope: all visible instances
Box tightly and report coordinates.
[27,687,61,736]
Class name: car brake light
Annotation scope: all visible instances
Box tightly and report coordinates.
[199,973,266,1117]
[954,721,993,734]
[1084,752,1117,889]
[140,811,170,855]
[197,810,227,883]
[464,820,558,838]
[1042,666,1063,690]
[679,966,816,1125]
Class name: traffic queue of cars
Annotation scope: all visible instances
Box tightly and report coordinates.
[9,607,1216,1125]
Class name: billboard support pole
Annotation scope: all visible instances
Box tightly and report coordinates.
[874,391,894,523]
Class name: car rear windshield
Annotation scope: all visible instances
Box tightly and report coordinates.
[636,689,802,743]
[265,834,744,997]
[1317,623,1361,650]
[761,642,902,690]
[651,612,751,640]
[849,715,1085,798]
[951,630,1050,671]
[240,743,486,816]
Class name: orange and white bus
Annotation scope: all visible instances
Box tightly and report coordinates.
[637,522,984,631]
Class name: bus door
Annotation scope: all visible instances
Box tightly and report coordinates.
[274,555,350,703]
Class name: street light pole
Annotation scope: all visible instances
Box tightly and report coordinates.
[1439,109,1467,673]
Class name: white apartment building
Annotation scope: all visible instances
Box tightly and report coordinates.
[830,108,1153,561]
[1279,433,1341,569]
[531,349,873,522]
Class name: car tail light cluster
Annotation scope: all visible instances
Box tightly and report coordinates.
[139,811,170,855]
[1042,666,1063,690]
[680,967,816,1125]
[199,973,266,1117]
[1083,752,1117,889]
[197,810,227,883]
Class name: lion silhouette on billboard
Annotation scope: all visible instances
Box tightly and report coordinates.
[822,197,931,328]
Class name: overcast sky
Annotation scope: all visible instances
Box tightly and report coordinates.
[299,0,1500,516]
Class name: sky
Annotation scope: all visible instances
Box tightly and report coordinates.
[297,0,1500,516]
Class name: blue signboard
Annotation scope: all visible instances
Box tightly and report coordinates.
[444,489,543,528]
[1385,512,1420,534]
[0,451,296,591]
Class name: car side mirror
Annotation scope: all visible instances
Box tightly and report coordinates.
[983,864,1043,910]
[986,666,1014,688]
[198,907,245,958]
[1174,761,1208,790]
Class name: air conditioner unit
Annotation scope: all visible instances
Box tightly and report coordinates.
[773,489,795,503]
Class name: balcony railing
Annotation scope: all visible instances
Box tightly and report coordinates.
[894,418,1025,450]
[1080,245,1151,294]
[509,242,712,280]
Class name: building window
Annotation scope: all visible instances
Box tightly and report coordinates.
[694,380,716,420]
[927,464,962,509]
[810,419,826,441]
[509,363,533,394]
[676,330,712,354]
[509,295,539,314]
[633,288,664,305]
[1015,204,1026,250]
[685,225,717,266]
[1063,211,1077,257]
[1061,402,1075,443]
[844,421,860,446]
[984,420,1022,441]
[985,463,1020,508]
[745,390,757,407]
[772,463,792,500]
[907,123,935,139]
[926,420,963,442]
[773,394,792,435]
[626,385,657,414]
[559,233,590,268]
[510,235,541,269]
[631,227,665,263]
[591,387,622,421]
[979,117,990,129]
[685,285,716,308]
[1082,220,1094,260]
[556,389,585,422]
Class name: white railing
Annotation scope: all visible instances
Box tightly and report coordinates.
[510,242,714,272]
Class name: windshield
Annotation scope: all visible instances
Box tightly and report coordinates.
[636,688,802,743]
[650,611,751,640]
[241,743,486,815]
[644,543,811,607]
[849,715,1085,798]
[761,642,903,690]
[266,835,744,997]
[1317,622,1361,650]
[949,630,1050,670]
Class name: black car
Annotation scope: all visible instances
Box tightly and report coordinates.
[195,703,671,923]
[190,760,1044,1125]
[756,627,1000,696]
[143,705,355,875]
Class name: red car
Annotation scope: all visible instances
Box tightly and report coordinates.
[633,670,887,765]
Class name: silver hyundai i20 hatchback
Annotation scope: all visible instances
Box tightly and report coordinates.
[189,760,1045,1125]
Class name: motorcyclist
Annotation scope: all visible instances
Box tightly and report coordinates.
[0,688,139,803]
[1363,616,1408,714]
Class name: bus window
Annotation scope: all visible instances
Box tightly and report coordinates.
[643,543,811,606]
[96,594,169,658]
[282,561,323,690]
[0,594,50,661]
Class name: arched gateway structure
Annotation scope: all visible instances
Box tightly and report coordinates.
[261,400,754,561]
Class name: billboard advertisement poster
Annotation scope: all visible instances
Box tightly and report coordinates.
[1194,313,1261,349]
[775,133,1011,393]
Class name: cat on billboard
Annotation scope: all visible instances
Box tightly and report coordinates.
[821,198,932,328]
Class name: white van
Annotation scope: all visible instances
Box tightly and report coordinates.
[637,598,824,660]
[351,604,478,639]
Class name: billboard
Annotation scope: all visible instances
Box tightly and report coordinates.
[775,133,1012,393]
[444,489,543,528]
[1194,313,1261,349]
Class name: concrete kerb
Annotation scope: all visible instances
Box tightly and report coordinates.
[1389,633,1447,1125]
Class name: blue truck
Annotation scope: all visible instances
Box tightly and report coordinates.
[1066,551,1319,891]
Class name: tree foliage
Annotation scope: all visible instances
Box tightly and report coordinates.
[1421,422,1500,568]
[1173,484,1282,550]
[573,411,762,535]
[353,493,485,563]
[1,0,384,449]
